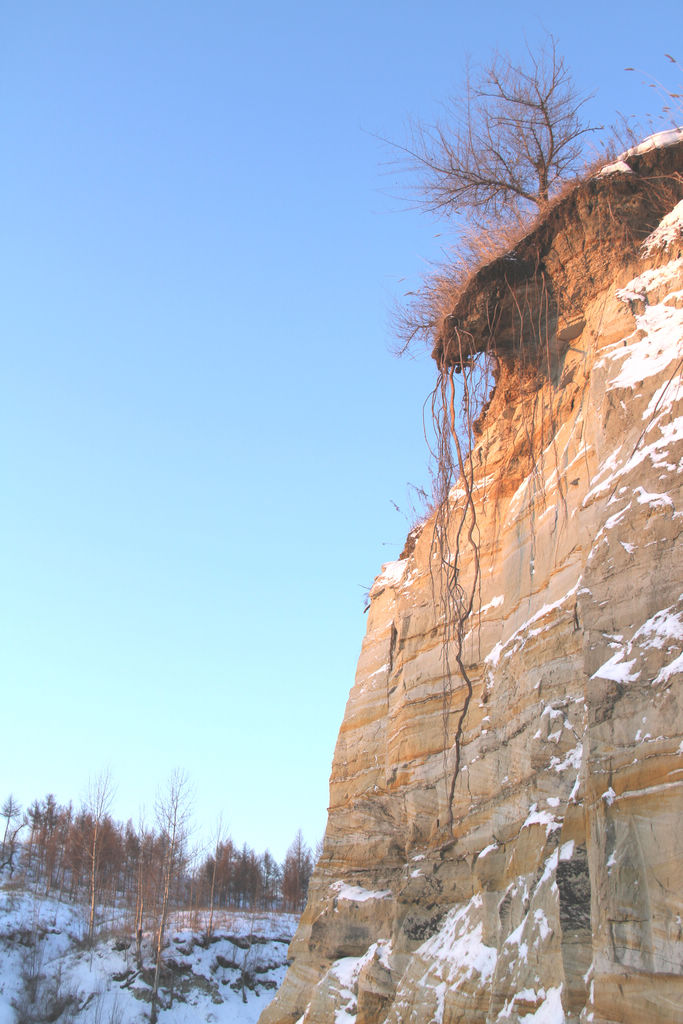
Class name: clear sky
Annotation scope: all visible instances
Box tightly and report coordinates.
[2,1,679,862]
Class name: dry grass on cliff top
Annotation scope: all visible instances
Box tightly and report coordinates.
[393,128,683,366]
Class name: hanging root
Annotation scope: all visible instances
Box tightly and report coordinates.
[414,159,683,838]
[430,329,488,833]
[430,260,560,833]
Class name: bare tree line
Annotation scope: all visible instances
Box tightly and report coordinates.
[1,782,315,931]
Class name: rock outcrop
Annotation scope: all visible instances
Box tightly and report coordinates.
[262,135,683,1024]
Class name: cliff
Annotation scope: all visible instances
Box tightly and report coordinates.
[262,134,683,1024]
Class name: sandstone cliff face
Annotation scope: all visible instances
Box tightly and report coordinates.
[262,137,683,1024]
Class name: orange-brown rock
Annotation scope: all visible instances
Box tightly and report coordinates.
[261,135,683,1024]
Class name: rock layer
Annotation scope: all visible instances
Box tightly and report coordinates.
[261,138,683,1024]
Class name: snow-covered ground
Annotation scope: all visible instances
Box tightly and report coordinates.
[0,885,297,1023]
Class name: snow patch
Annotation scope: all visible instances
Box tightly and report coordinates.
[550,742,583,775]
[559,840,575,861]
[607,303,683,391]
[534,908,552,942]
[522,985,566,1023]
[618,127,683,159]
[643,199,683,254]
[418,895,496,983]
[479,594,504,615]
[522,808,561,833]
[327,941,391,1024]
[592,652,638,684]
[598,159,633,176]
[593,603,683,686]
[635,604,683,648]
[331,882,392,903]
[372,559,408,592]
[654,651,683,685]
[485,585,579,669]
[616,258,683,303]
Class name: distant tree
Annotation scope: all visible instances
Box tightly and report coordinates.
[64,809,89,899]
[1,794,21,850]
[236,843,262,908]
[52,802,73,901]
[24,799,42,876]
[281,830,312,913]
[151,769,192,1023]
[215,837,235,908]
[206,814,224,938]
[260,849,280,910]
[5,778,314,936]
[1,794,24,877]
[97,813,124,911]
[40,794,60,896]
[395,33,597,226]
[26,793,59,893]
[121,818,140,904]
[85,769,115,944]
[132,814,155,970]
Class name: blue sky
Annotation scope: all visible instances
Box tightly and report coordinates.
[2,1,680,861]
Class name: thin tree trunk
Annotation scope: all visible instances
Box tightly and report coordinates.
[88,819,99,945]
[151,850,173,1023]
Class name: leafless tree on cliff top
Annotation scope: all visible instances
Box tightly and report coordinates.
[396,34,598,225]
[390,35,599,356]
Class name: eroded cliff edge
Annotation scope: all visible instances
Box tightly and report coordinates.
[262,137,683,1024]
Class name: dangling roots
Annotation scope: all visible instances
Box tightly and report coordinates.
[429,269,564,833]
[429,332,489,833]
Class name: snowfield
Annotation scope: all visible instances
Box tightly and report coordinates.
[0,886,297,1023]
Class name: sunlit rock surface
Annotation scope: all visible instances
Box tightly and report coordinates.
[261,139,683,1024]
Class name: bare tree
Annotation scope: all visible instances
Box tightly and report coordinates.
[132,811,151,971]
[1,794,21,853]
[396,34,597,225]
[1,794,24,877]
[260,849,280,910]
[150,769,192,1023]
[206,813,224,939]
[281,829,312,913]
[85,769,115,945]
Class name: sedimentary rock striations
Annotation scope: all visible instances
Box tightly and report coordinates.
[261,135,683,1024]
